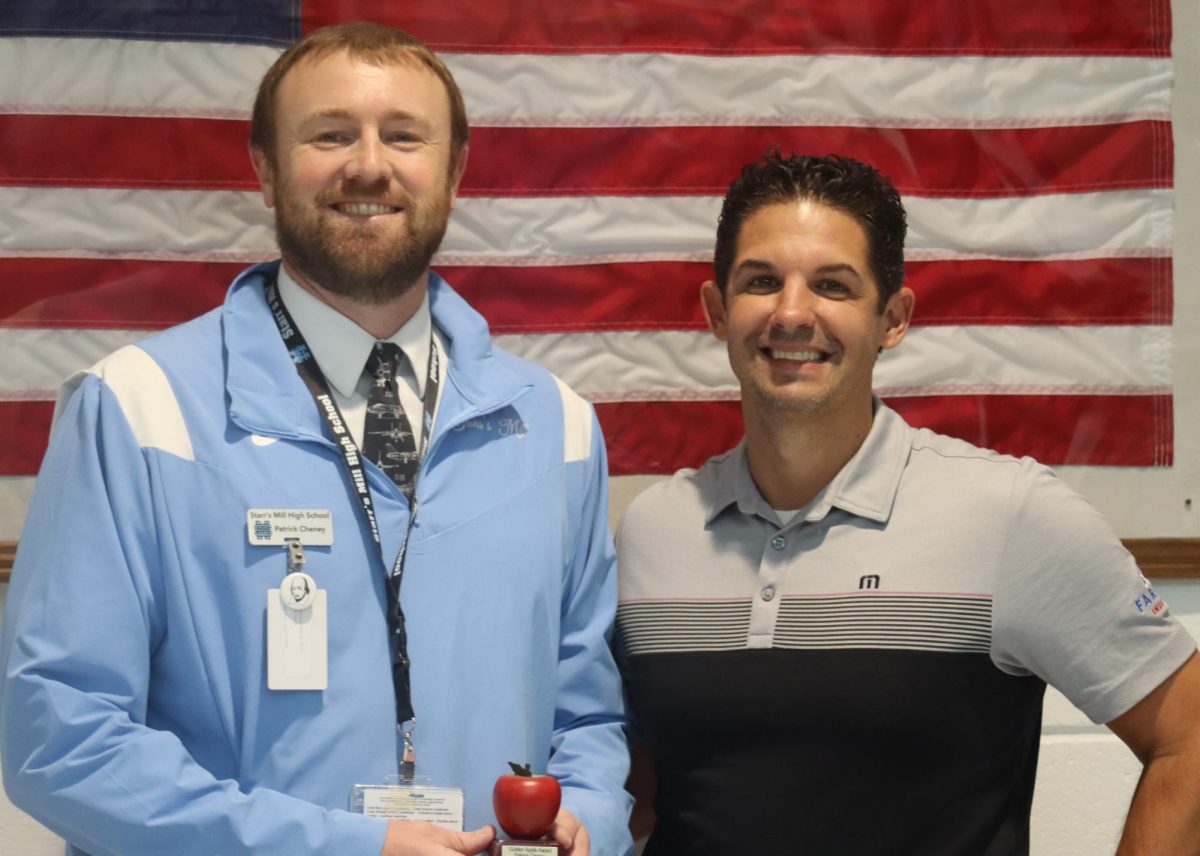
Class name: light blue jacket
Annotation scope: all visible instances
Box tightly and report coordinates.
[1,263,632,856]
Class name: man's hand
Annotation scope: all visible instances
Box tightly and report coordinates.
[380,820,495,856]
[550,808,590,856]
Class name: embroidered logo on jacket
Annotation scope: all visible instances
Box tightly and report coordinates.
[452,417,528,438]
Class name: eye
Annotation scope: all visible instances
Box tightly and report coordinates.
[743,275,779,293]
[815,278,851,297]
[311,130,350,145]
[385,131,423,147]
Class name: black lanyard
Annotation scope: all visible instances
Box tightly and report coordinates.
[265,280,438,734]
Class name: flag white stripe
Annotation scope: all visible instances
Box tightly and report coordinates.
[0,326,1169,402]
[0,189,1173,262]
[0,477,36,541]
[0,329,152,397]
[446,52,1172,128]
[0,38,1169,127]
[0,187,275,258]
[497,326,1172,399]
[0,37,280,119]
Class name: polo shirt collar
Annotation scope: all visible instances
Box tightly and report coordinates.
[703,398,911,527]
[820,400,911,523]
[276,265,434,399]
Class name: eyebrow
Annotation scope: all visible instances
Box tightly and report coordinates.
[813,263,862,278]
[300,109,426,124]
[732,259,864,278]
[732,259,774,275]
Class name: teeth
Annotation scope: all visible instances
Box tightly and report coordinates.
[771,349,824,362]
[340,203,396,216]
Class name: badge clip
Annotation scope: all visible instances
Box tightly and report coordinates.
[286,538,306,572]
[281,539,315,612]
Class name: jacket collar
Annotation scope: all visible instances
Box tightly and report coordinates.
[223,262,532,443]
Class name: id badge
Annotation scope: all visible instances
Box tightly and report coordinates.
[350,778,465,830]
[266,571,328,691]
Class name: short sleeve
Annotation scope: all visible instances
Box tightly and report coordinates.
[991,461,1197,723]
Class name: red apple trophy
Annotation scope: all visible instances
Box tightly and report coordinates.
[489,762,563,855]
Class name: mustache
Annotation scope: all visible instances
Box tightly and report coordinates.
[764,328,823,347]
[316,181,413,209]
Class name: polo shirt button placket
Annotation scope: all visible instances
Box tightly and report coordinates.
[748,529,789,648]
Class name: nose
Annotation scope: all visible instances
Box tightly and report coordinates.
[770,279,816,333]
[344,133,388,185]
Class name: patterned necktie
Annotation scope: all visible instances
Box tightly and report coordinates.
[362,342,420,499]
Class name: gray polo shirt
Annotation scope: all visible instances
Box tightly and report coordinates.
[616,402,1194,856]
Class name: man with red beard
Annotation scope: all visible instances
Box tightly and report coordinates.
[1,23,631,856]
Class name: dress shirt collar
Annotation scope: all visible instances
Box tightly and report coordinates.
[276,266,435,398]
[702,398,911,528]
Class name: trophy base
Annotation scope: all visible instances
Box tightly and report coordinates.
[489,839,561,855]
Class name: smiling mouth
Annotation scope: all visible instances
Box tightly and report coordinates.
[333,202,402,216]
[768,348,829,363]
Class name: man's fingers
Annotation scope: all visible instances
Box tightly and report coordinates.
[552,809,589,855]
[381,821,495,856]
[450,824,497,854]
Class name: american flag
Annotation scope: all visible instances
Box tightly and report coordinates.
[0,1,1174,541]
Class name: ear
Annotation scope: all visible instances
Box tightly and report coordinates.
[879,285,915,351]
[249,145,277,209]
[447,143,470,209]
[700,279,728,341]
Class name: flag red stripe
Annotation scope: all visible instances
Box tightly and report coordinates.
[596,393,1171,476]
[0,401,54,477]
[303,0,1169,56]
[0,393,1171,478]
[0,115,258,191]
[886,394,1173,467]
[468,124,1172,198]
[0,259,240,329]
[903,257,1172,328]
[454,257,1172,330]
[0,116,1170,197]
[0,257,1167,331]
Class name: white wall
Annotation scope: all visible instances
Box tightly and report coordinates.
[3,0,1199,851]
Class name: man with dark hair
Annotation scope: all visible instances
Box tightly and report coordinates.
[2,22,630,856]
[616,151,1200,855]
[711,152,907,310]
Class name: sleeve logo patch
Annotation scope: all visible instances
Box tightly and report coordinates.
[1132,588,1161,614]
